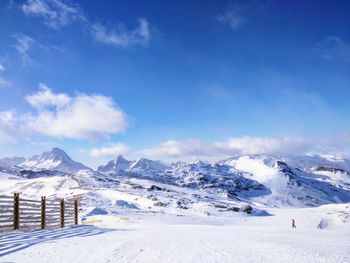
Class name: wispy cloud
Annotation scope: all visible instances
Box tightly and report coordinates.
[216,1,261,31]
[91,18,151,47]
[0,64,11,89]
[216,1,255,31]
[0,84,128,143]
[21,0,85,29]
[19,1,152,48]
[314,36,350,61]
[139,139,216,159]
[12,33,66,65]
[90,143,130,158]
[0,110,19,143]
[138,134,350,160]
[12,33,35,65]
[217,8,245,30]
[214,136,312,156]
[0,77,11,89]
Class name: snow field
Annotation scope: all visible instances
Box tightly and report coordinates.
[1,206,349,263]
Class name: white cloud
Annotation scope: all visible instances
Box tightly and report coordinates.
[0,78,11,89]
[217,10,245,30]
[216,1,259,31]
[0,111,19,143]
[21,0,85,29]
[12,34,65,65]
[0,84,128,143]
[25,83,71,109]
[314,36,350,61]
[213,136,312,156]
[91,18,150,47]
[23,85,128,140]
[20,1,151,48]
[0,64,11,89]
[12,33,35,65]
[139,139,216,158]
[138,134,350,160]
[90,143,129,158]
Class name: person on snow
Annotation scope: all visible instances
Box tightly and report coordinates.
[292,218,296,228]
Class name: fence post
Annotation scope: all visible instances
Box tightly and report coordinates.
[13,193,19,230]
[74,199,78,225]
[41,196,46,229]
[60,198,65,228]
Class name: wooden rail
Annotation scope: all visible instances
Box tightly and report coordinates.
[0,193,79,232]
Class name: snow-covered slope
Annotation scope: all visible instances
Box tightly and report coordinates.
[169,161,270,198]
[221,155,350,207]
[280,154,350,172]
[317,203,350,229]
[2,204,350,263]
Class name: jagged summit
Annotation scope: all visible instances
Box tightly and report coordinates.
[129,157,169,172]
[97,155,132,173]
[114,155,128,162]
[1,148,350,207]
[19,147,90,173]
[97,156,171,175]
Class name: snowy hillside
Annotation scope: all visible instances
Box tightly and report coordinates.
[222,155,350,206]
[281,154,350,172]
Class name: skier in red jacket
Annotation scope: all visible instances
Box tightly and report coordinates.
[292,218,296,228]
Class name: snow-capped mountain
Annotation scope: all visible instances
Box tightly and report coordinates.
[129,157,170,172]
[97,155,132,174]
[170,161,270,198]
[279,154,350,172]
[98,156,170,174]
[0,148,90,174]
[220,154,350,206]
[21,148,90,173]
[0,156,26,167]
[1,148,350,211]
[95,153,350,207]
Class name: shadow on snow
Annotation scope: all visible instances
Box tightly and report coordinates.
[0,225,119,257]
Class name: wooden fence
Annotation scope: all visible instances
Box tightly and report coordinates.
[0,193,79,232]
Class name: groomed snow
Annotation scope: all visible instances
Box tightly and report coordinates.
[1,206,349,263]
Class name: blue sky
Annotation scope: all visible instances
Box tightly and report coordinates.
[1,0,350,167]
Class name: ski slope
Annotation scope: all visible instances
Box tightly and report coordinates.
[1,206,349,263]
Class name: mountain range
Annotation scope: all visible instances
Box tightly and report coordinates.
[1,148,350,214]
